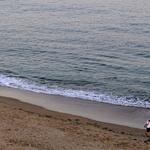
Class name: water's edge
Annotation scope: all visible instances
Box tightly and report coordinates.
[0,74,150,108]
[0,86,149,129]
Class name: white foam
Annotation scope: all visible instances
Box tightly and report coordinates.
[0,74,149,108]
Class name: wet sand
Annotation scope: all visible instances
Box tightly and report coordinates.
[0,86,149,129]
[0,87,150,149]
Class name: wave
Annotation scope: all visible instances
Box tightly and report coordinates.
[0,74,149,108]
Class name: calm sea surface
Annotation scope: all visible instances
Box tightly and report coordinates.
[0,0,150,108]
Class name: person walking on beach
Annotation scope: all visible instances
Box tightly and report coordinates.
[144,118,150,136]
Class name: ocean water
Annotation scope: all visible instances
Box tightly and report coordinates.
[0,0,150,108]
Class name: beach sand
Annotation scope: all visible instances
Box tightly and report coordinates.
[0,87,150,149]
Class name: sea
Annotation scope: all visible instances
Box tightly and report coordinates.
[0,0,150,108]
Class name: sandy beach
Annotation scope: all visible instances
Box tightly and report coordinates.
[0,87,150,149]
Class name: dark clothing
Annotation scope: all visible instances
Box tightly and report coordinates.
[147,128,150,132]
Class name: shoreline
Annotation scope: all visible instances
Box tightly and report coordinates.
[0,86,150,149]
[0,87,150,129]
[0,86,150,129]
